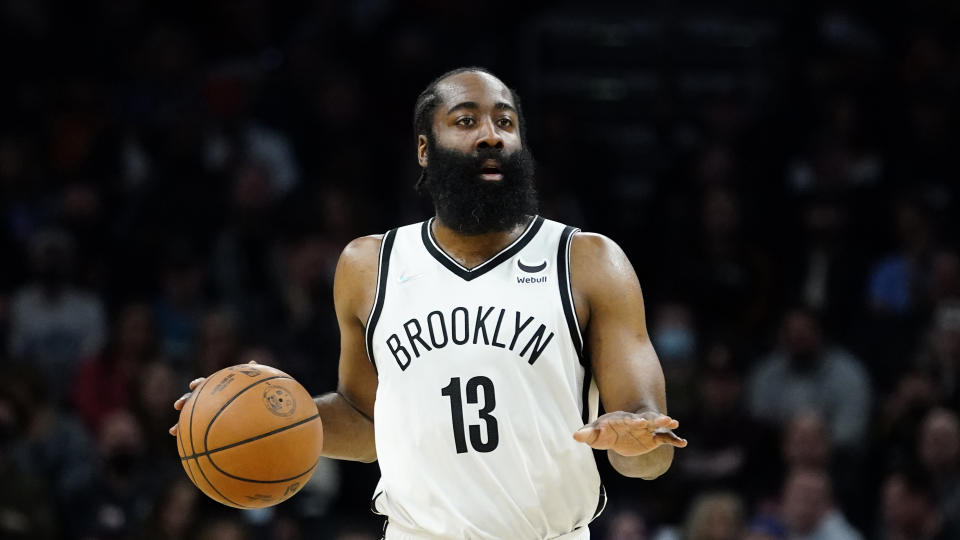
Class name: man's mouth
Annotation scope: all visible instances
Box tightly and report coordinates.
[480,159,503,181]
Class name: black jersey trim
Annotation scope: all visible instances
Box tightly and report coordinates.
[370,490,385,516]
[581,370,592,425]
[557,226,585,366]
[365,229,398,374]
[421,215,544,281]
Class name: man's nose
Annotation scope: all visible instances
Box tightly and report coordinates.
[475,117,504,150]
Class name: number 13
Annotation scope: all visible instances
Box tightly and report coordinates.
[440,376,499,453]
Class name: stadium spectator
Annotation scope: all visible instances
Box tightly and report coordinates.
[682,492,745,540]
[780,468,862,540]
[72,302,157,432]
[0,387,58,540]
[8,229,106,400]
[6,367,96,533]
[917,408,960,518]
[747,308,872,450]
[879,470,960,540]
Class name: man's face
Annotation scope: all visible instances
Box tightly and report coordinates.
[425,71,522,167]
[418,71,537,235]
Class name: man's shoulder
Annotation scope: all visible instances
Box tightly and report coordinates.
[339,234,384,273]
[568,231,625,271]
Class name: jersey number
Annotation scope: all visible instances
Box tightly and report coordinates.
[440,376,499,453]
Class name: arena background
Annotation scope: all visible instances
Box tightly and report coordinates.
[2,1,959,539]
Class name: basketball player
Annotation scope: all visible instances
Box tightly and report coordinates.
[171,67,687,539]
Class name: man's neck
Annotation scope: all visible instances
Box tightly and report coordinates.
[431,215,533,270]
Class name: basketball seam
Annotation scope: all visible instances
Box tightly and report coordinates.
[180,413,320,461]
[196,457,250,509]
[210,456,320,484]
[188,375,249,508]
[177,417,199,488]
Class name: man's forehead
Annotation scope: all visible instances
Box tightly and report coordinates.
[435,71,515,109]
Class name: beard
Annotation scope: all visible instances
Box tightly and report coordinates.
[420,140,538,235]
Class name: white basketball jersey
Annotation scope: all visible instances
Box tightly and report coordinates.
[366,216,606,540]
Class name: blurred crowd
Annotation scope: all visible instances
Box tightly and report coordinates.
[1,1,960,539]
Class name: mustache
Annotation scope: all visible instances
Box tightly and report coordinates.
[468,147,509,168]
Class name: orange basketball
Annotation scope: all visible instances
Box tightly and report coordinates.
[175,364,323,508]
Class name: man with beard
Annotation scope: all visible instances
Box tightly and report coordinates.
[171,67,685,539]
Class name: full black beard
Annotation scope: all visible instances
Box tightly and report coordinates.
[420,140,538,235]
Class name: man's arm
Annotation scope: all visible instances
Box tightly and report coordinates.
[570,233,686,480]
[313,235,381,462]
[171,236,382,463]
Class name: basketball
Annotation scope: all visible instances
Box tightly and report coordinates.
[175,364,323,508]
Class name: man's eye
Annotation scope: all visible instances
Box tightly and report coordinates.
[498,117,514,128]
[456,117,475,126]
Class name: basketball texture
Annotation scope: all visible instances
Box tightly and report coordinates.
[176,364,323,508]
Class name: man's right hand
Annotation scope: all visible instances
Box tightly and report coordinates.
[168,377,206,436]
[169,360,262,437]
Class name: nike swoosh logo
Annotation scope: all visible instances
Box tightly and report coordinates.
[517,260,547,273]
[397,272,424,284]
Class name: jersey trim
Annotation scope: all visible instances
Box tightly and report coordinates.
[591,484,608,522]
[421,215,545,281]
[365,229,398,374]
[557,226,585,365]
[370,490,385,516]
[580,371,593,425]
[558,226,594,425]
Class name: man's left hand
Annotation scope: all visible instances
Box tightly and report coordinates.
[573,411,687,456]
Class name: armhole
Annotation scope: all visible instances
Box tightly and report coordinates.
[364,229,398,375]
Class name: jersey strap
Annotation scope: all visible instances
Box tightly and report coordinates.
[365,228,398,374]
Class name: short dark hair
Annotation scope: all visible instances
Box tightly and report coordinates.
[412,67,527,192]
[413,66,527,145]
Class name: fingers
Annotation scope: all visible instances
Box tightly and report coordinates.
[573,426,598,444]
[631,415,685,447]
[651,415,680,430]
[575,414,688,452]
[573,424,618,450]
[653,431,688,448]
[173,377,209,434]
[173,392,192,411]
[174,378,206,411]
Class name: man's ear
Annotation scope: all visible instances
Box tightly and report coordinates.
[417,135,428,168]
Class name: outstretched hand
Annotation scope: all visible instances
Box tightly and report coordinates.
[168,361,258,437]
[573,411,687,456]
